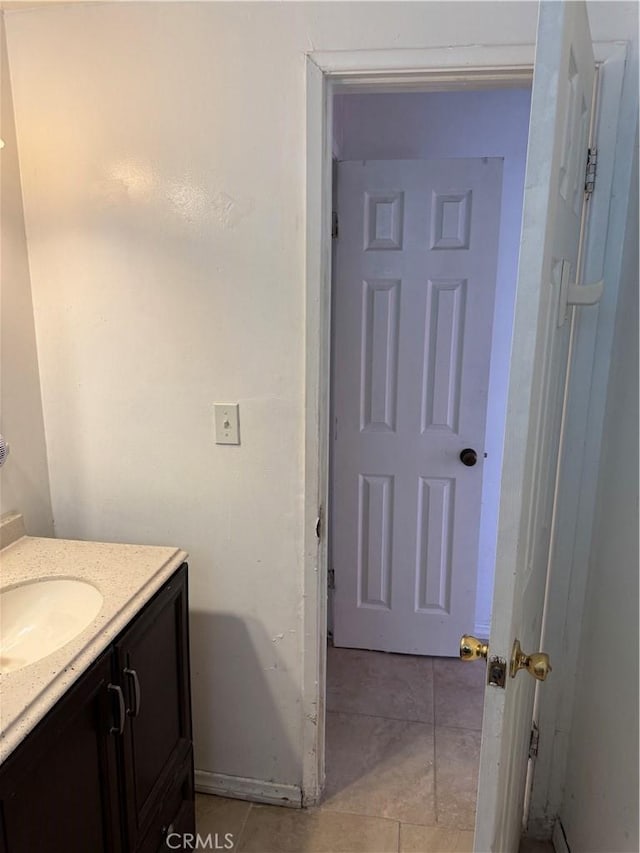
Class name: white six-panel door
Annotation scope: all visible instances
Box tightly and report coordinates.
[475,3,596,850]
[332,158,503,657]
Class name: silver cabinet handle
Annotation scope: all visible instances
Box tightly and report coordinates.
[108,684,126,735]
[123,667,141,717]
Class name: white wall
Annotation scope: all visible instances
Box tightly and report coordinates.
[559,123,638,853]
[333,89,531,636]
[3,0,635,799]
[0,15,52,536]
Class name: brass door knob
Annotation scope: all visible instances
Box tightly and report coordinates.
[460,635,488,662]
[510,639,552,681]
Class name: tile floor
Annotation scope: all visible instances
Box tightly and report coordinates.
[195,647,552,853]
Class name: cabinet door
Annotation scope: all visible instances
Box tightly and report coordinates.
[116,564,194,849]
[0,652,122,853]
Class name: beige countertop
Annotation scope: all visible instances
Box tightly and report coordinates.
[0,513,188,764]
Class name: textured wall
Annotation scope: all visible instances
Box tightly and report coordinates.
[0,15,52,536]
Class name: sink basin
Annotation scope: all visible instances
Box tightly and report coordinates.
[0,579,103,674]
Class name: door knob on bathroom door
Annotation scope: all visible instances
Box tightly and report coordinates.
[510,639,552,681]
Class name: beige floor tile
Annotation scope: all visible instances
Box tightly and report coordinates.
[434,727,481,830]
[433,658,485,731]
[196,793,251,844]
[323,711,436,825]
[327,647,434,723]
[237,804,399,852]
[400,823,474,852]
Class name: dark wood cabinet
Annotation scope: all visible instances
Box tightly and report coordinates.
[0,563,194,853]
[117,567,193,850]
[0,651,122,853]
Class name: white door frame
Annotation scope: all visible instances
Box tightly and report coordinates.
[302,43,535,809]
[302,41,626,824]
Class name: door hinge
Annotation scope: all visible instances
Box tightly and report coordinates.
[328,568,335,590]
[584,147,597,199]
[315,507,323,540]
[332,211,339,239]
[529,722,540,760]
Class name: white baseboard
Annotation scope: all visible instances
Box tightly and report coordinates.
[474,620,491,639]
[195,769,302,809]
[552,820,570,853]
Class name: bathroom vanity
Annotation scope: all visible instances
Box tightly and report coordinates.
[0,515,194,852]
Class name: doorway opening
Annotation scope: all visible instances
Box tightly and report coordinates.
[323,85,531,832]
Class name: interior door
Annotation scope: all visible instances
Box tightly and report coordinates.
[474,3,595,850]
[332,157,503,656]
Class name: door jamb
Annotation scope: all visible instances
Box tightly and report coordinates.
[302,45,535,806]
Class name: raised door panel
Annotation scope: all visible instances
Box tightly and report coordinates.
[421,278,467,434]
[415,476,455,614]
[0,652,122,853]
[358,474,394,610]
[116,564,193,850]
[360,279,400,432]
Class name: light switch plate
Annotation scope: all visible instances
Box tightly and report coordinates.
[214,403,240,445]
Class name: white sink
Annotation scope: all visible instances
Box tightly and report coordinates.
[0,578,103,674]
